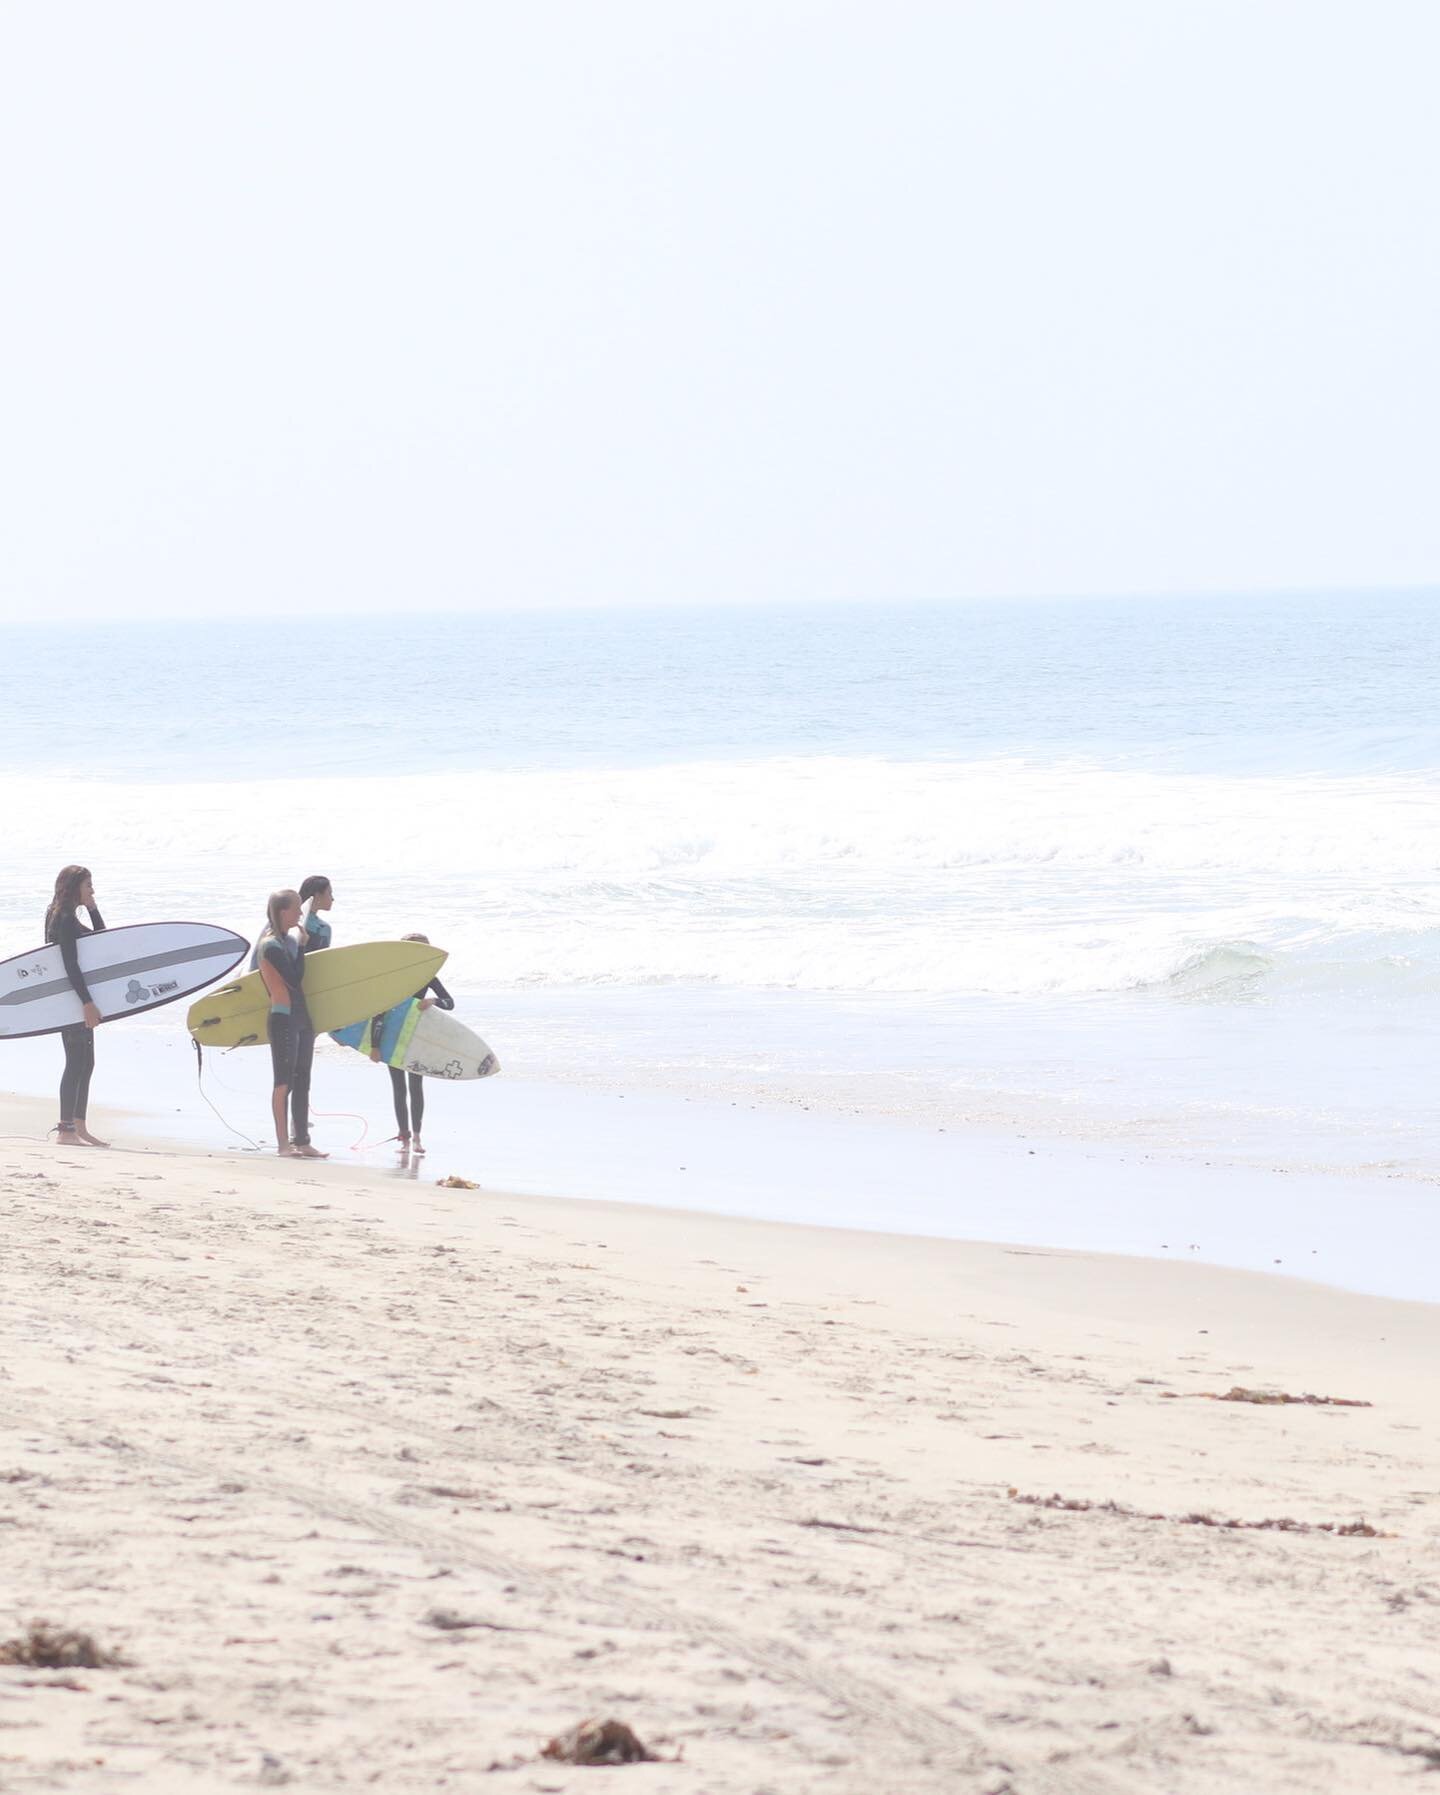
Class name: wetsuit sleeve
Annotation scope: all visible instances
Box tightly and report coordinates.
[427,977,455,1010]
[258,956,290,1009]
[54,913,94,1006]
[260,938,304,997]
[85,904,106,935]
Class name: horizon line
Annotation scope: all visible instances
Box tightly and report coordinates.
[1,582,1437,629]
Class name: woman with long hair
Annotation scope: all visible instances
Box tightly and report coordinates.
[255,887,326,1159]
[45,864,108,1148]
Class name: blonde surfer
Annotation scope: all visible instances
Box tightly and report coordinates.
[255,888,327,1159]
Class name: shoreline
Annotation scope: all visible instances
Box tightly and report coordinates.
[3,1103,1439,1790]
[4,1084,1439,1373]
[4,1034,1439,1305]
[4,1086,1437,1326]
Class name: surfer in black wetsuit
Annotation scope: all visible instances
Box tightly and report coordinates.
[252,876,332,1153]
[290,874,334,1149]
[370,932,453,1155]
[255,888,327,1159]
[45,864,109,1148]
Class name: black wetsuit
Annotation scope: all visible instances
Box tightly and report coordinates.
[294,916,329,1145]
[46,903,106,1127]
[259,933,315,1145]
[377,977,453,1139]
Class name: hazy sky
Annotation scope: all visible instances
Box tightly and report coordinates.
[2,1,1436,622]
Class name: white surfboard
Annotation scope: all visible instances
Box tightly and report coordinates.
[0,922,249,1040]
[331,998,499,1080]
[403,1004,500,1080]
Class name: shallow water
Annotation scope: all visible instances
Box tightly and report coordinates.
[5,1012,1438,1303]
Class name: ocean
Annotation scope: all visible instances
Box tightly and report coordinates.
[3,592,1438,1295]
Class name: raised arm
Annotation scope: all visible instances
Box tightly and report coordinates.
[426,977,455,1011]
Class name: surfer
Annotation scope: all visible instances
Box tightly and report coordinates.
[256,888,327,1159]
[299,875,334,951]
[45,864,109,1148]
[370,933,454,1155]
[291,876,333,1150]
[251,877,330,1156]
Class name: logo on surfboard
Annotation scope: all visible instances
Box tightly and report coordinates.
[125,977,180,1006]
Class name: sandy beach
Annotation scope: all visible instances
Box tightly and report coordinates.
[2,1098,1438,1792]
[7,0,1439,1782]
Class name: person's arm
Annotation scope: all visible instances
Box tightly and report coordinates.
[369,1013,386,1061]
[426,977,455,1011]
[258,957,291,1011]
[85,903,106,935]
[259,940,302,1009]
[54,911,97,1011]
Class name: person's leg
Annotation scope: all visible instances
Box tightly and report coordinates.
[271,1084,291,1151]
[289,1019,313,1144]
[409,1074,425,1150]
[388,1066,410,1141]
[289,1018,326,1157]
[72,1031,94,1118]
[270,1014,295,1154]
[73,1032,107,1146]
[56,1025,84,1142]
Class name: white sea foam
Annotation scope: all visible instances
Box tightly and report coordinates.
[3,758,1437,998]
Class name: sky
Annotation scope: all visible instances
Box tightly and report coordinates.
[1,0,1437,622]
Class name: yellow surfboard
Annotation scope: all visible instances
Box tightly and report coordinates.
[186,940,447,1047]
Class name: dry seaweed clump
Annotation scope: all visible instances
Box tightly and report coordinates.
[0,1622,126,1669]
[542,1718,657,1765]
[1008,1490,1390,1537]
[1164,1385,1373,1408]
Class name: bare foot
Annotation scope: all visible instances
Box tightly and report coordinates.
[75,1127,110,1148]
[412,1139,426,1155]
[293,1144,329,1159]
[277,1143,300,1157]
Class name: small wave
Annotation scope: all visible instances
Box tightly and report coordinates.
[1156,944,1274,996]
